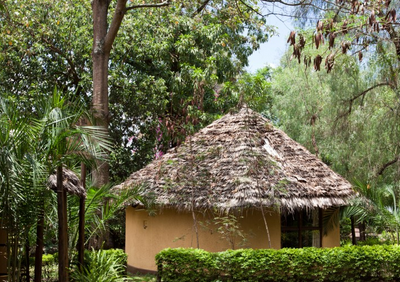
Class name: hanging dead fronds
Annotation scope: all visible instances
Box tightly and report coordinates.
[325,53,335,73]
[298,34,306,49]
[316,20,323,32]
[314,55,323,71]
[328,33,336,49]
[342,20,348,34]
[304,55,312,70]
[385,9,397,23]
[291,44,301,63]
[341,41,351,54]
[287,31,296,46]
[314,32,324,49]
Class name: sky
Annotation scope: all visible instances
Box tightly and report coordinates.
[246,8,294,73]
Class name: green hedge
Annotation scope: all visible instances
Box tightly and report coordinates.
[156,245,400,282]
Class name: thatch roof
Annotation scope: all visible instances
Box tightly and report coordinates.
[114,106,354,212]
[48,168,86,197]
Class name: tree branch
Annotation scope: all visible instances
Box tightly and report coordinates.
[104,0,170,53]
[104,0,128,54]
[238,0,263,17]
[42,37,82,92]
[337,82,392,119]
[192,0,211,16]
[377,156,399,176]
[126,0,170,12]
[261,0,311,7]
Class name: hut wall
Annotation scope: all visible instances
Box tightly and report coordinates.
[322,211,340,248]
[125,206,281,272]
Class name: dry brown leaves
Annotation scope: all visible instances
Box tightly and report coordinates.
[314,55,322,71]
[328,33,336,49]
[325,53,335,73]
[287,31,296,46]
[287,0,397,74]
[341,41,351,54]
[386,9,397,23]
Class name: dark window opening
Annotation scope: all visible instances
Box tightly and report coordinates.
[281,208,322,248]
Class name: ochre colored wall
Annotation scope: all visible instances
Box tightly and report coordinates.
[322,209,340,248]
[125,207,341,272]
[125,207,281,272]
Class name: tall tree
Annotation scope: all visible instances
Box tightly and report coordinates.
[1,0,272,184]
[107,1,271,181]
[91,0,170,186]
[271,43,400,239]
[91,0,272,184]
[263,0,400,70]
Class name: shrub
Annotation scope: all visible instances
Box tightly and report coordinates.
[156,245,400,282]
[70,248,130,282]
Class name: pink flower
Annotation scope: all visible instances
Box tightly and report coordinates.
[154,150,163,159]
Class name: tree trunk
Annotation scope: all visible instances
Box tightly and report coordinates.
[91,0,128,249]
[359,222,366,241]
[77,163,86,271]
[34,206,44,282]
[351,216,356,245]
[24,231,29,282]
[92,0,113,188]
[91,44,111,248]
[92,48,110,187]
[57,165,69,282]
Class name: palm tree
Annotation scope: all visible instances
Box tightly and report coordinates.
[342,179,400,244]
[0,97,42,282]
[1,89,112,281]
[33,89,112,282]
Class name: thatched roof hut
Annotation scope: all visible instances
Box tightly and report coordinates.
[115,106,353,213]
[48,168,86,197]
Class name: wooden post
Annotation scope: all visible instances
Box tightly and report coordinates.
[57,166,69,282]
[34,206,44,282]
[77,163,86,271]
[351,216,356,245]
[24,232,29,282]
[0,226,7,282]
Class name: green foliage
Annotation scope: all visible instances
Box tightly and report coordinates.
[272,36,400,182]
[272,37,400,237]
[70,249,129,282]
[0,90,113,280]
[108,0,273,181]
[29,253,55,266]
[42,253,56,265]
[0,0,93,106]
[1,0,275,183]
[129,273,156,282]
[157,246,400,281]
[156,248,219,282]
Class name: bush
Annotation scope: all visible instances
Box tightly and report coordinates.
[156,245,400,282]
[28,253,56,266]
[70,248,129,282]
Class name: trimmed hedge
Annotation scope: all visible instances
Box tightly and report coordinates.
[156,245,400,282]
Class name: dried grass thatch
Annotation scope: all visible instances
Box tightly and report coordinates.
[48,167,86,197]
[114,106,354,212]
